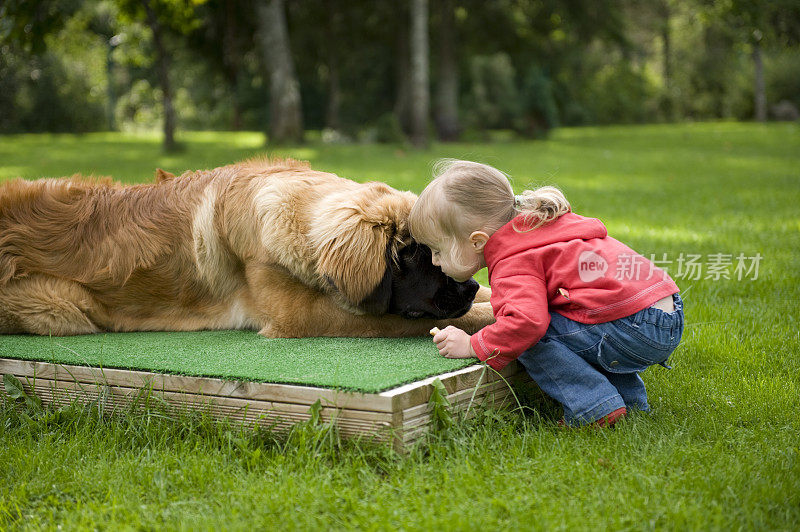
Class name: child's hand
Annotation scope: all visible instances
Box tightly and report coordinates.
[431,326,476,359]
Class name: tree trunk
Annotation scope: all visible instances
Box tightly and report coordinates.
[434,0,459,141]
[106,39,117,131]
[393,6,411,134]
[661,19,671,87]
[323,0,341,130]
[752,35,766,122]
[326,59,341,131]
[409,0,429,148]
[257,0,303,144]
[659,1,674,120]
[658,1,671,86]
[141,0,176,151]
[223,0,242,130]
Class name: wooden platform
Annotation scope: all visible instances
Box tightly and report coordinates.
[0,357,526,450]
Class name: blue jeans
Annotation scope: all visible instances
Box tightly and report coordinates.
[518,293,684,426]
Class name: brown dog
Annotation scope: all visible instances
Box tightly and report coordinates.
[0,158,493,337]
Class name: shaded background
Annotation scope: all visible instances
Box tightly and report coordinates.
[1,0,799,151]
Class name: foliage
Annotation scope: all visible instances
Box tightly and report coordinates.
[114,0,205,34]
[1,0,800,136]
[766,47,800,110]
[586,61,660,124]
[371,113,408,144]
[115,78,160,130]
[0,10,108,133]
[0,0,82,53]
[463,53,522,132]
[3,374,42,413]
[0,47,107,133]
[517,64,559,137]
[427,378,454,432]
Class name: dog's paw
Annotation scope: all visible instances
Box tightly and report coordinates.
[258,323,300,338]
[257,324,281,338]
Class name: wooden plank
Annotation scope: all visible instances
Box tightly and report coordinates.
[1,357,522,413]
[27,376,394,423]
[12,377,396,441]
[397,372,529,446]
[400,392,519,446]
[382,362,523,411]
[10,375,394,424]
[400,390,515,432]
[1,357,529,452]
[401,379,515,421]
[380,364,489,397]
[0,358,395,412]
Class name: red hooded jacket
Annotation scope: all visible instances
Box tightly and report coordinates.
[470,212,680,370]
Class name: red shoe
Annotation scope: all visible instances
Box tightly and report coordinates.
[596,407,627,427]
[558,407,627,428]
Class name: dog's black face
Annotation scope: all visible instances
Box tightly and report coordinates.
[359,242,479,319]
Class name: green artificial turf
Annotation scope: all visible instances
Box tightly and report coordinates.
[0,331,474,393]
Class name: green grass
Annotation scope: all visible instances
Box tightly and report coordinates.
[1,122,799,530]
[0,332,474,392]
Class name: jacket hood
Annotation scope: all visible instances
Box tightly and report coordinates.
[484,212,608,263]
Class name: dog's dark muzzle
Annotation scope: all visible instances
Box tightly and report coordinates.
[398,278,479,320]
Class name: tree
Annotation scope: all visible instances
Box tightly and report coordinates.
[393,2,412,135]
[188,0,260,131]
[0,0,80,54]
[139,0,177,149]
[434,0,459,141]
[752,28,766,121]
[87,3,121,131]
[455,0,630,128]
[115,0,201,151]
[257,0,303,144]
[409,0,429,148]
[323,0,342,130]
[720,0,800,121]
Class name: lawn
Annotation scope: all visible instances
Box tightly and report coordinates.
[1,122,799,530]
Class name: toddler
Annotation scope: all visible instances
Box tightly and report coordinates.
[409,160,684,426]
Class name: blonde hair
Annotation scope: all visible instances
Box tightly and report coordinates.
[409,159,571,245]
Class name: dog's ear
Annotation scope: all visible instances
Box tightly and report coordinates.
[357,251,393,315]
[310,184,415,305]
[154,168,175,183]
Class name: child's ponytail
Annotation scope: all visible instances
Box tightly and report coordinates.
[514,186,571,230]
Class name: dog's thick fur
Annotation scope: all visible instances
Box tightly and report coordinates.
[0,158,493,337]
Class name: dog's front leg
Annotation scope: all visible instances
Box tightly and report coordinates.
[473,284,491,303]
[244,263,494,337]
[244,262,410,337]
[433,301,494,334]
